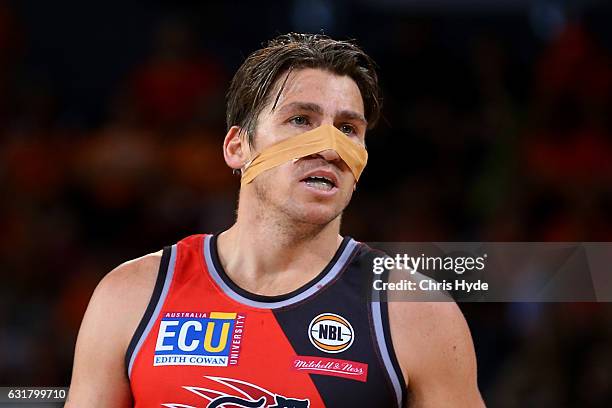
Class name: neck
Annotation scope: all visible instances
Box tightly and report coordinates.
[216,197,344,296]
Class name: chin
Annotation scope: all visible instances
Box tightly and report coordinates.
[262,180,352,225]
[298,211,339,226]
[289,202,344,226]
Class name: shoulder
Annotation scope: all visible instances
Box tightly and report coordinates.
[66,250,164,407]
[388,300,477,390]
[94,251,163,308]
[98,251,163,300]
[84,250,164,351]
[388,301,470,354]
[388,300,482,406]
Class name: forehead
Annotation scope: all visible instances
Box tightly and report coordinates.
[267,68,365,117]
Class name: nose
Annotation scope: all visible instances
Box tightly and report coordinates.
[316,148,341,163]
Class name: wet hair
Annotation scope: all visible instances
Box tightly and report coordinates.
[226,33,381,146]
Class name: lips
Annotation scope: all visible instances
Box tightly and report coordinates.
[299,169,339,189]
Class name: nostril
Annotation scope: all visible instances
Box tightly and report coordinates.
[317,149,340,161]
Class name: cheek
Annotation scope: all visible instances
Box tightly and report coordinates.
[341,184,355,205]
[256,164,294,193]
[341,171,357,190]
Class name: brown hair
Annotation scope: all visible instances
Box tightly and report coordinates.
[226,33,381,146]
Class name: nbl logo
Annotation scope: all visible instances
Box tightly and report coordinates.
[154,311,245,367]
[308,313,354,354]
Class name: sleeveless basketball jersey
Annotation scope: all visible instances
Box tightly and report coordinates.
[126,234,407,407]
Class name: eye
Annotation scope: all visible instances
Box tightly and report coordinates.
[339,123,356,135]
[289,115,310,126]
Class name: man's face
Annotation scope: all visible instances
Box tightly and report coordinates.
[246,68,367,226]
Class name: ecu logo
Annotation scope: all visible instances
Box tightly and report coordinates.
[154,311,245,367]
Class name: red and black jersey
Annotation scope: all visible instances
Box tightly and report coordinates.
[126,234,407,407]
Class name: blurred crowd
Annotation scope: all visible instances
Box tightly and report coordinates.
[0,1,611,406]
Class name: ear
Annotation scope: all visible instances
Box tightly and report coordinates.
[223,126,250,170]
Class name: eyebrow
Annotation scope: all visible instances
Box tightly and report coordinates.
[276,101,368,127]
[337,109,368,127]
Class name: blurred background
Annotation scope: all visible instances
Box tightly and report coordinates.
[1,0,611,405]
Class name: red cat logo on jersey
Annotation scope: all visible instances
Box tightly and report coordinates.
[162,376,311,407]
[154,312,245,367]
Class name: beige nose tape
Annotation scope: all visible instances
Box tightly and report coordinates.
[240,125,368,185]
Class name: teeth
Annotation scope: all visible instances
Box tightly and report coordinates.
[304,176,334,191]
[312,176,331,183]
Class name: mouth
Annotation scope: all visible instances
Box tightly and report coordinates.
[299,170,339,193]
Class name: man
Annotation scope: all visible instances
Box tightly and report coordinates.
[67,33,484,407]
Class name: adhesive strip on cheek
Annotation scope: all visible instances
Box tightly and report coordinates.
[240,125,368,185]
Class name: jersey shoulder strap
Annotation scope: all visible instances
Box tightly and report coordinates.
[124,234,205,378]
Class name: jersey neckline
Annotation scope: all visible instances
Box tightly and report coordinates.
[203,233,358,309]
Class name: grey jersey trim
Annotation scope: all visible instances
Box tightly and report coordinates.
[372,300,404,408]
[127,244,177,378]
[203,234,358,309]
